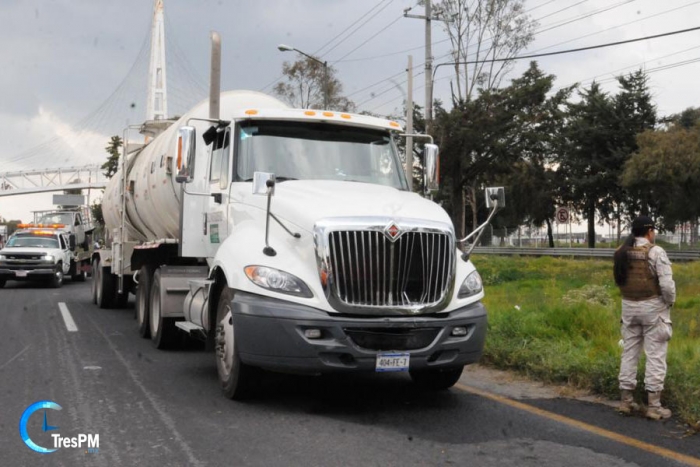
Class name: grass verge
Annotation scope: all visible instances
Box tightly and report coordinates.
[472,254,700,430]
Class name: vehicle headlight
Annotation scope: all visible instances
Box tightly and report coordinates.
[458,270,483,298]
[244,266,313,298]
[0,254,6,261]
[43,254,55,262]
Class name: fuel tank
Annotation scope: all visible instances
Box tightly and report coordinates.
[102,90,288,242]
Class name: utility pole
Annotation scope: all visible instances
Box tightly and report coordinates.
[404,1,443,134]
[425,0,432,134]
[405,55,414,192]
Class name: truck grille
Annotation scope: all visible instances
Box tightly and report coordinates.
[4,254,45,264]
[326,228,454,312]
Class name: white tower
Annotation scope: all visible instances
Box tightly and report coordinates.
[146,0,167,121]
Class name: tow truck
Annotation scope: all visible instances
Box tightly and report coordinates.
[0,224,81,288]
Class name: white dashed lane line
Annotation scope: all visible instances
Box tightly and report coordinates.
[58,302,78,332]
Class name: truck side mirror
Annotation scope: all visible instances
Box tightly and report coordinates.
[423,143,440,195]
[176,126,197,183]
[485,187,506,209]
[68,234,76,251]
[252,172,276,195]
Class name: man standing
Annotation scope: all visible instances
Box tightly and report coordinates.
[613,216,676,419]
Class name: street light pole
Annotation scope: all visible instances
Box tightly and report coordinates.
[277,44,329,109]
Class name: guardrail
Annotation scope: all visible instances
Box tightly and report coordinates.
[471,247,700,262]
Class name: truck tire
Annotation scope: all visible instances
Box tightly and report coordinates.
[0,278,6,288]
[49,263,64,288]
[72,261,87,282]
[216,287,257,400]
[409,367,463,391]
[95,258,115,309]
[149,268,180,349]
[136,264,153,338]
[91,258,98,304]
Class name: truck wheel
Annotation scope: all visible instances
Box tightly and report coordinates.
[216,287,257,400]
[72,261,87,282]
[95,259,115,309]
[149,269,180,349]
[136,265,153,338]
[91,258,98,303]
[0,278,6,288]
[49,263,64,288]
[409,367,463,391]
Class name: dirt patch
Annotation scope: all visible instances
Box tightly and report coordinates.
[460,364,617,408]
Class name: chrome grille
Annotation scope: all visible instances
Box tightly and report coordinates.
[327,229,454,310]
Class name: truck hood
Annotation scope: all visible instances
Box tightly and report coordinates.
[235,180,453,232]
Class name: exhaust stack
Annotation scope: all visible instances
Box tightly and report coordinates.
[209,31,221,120]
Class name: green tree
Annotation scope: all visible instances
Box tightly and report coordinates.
[434,62,569,239]
[623,124,700,242]
[273,57,355,111]
[558,70,656,247]
[102,136,123,179]
[431,0,537,102]
[607,70,656,234]
[558,83,615,247]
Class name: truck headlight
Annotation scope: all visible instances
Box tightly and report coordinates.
[458,270,483,298]
[244,266,313,298]
[0,254,6,261]
[43,254,55,262]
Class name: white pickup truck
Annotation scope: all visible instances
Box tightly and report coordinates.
[0,226,73,288]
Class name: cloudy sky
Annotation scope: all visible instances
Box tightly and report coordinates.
[1,0,700,223]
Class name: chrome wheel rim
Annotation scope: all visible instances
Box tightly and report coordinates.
[216,303,234,379]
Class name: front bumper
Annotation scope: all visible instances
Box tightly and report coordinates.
[232,292,487,374]
[0,265,57,280]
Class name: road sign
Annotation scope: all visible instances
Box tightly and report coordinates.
[555,207,570,224]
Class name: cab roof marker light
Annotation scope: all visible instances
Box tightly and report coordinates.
[389,121,400,128]
[304,110,316,116]
[322,111,334,117]
[245,109,258,115]
[340,114,351,119]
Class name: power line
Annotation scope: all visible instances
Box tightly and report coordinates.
[258,0,397,94]
[331,15,404,63]
[439,25,700,66]
[322,0,395,58]
[346,0,622,105]
[528,1,700,55]
[314,0,393,56]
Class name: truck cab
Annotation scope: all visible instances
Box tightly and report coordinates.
[0,226,73,288]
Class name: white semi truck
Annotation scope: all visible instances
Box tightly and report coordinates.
[94,35,502,399]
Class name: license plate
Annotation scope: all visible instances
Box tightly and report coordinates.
[15,271,28,278]
[375,352,410,372]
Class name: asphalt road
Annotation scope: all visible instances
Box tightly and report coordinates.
[1,279,698,467]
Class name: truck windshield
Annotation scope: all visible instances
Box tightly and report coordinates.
[37,213,73,225]
[6,234,60,248]
[236,121,407,189]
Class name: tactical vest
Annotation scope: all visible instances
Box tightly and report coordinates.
[619,243,661,301]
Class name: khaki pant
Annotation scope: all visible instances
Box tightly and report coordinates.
[618,310,672,392]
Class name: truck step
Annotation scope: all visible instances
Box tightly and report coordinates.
[175,321,205,334]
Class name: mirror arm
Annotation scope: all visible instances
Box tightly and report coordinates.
[399,133,433,144]
[458,200,500,261]
[270,213,301,239]
[263,179,276,256]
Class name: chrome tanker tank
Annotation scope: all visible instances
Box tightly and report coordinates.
[102,90,288,242]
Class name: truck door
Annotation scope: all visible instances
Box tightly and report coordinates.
[204,127,231,259]
[58,234,71,274]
